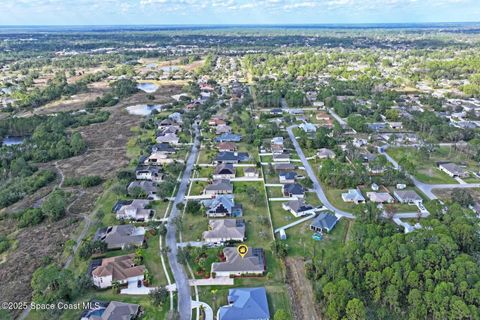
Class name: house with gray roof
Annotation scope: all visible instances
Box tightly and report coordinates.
[394,190,423,204]
[438,162,468,178]
[274,163,296,172]
[214,151,250,164]
[282,183,305,198]
[127,181,158,199]
[202,195,243,217]
[310,213,338,233]
[135,166,164,182]
[213,163,236,180]
[367,192,394,203]
[317,148,336,159]
[94,225,145,250]
[218,287,270,320]
[212,247,266,277]
[204,179,233,196]
[279,171,297,184]
[83,301,141,320]
[282,199,316,217]
[341,189,365,204]
[114,199,154,222]
[215,133,242,143]
[202,219,246,244]
[151,142,176,154]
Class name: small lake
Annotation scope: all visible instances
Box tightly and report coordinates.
[2,136,26,146]
[126,104,163,116]
[137,82,159,93]
[160,65,179,73]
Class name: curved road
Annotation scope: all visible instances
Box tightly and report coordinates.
[287,125,354,219]
[166,121,200,320]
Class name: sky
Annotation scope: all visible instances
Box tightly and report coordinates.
[1,0,480,26]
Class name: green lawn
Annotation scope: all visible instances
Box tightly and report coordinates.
[143,235,169,286]
[266,186,284,198]
[387,147,460,184]
[181,209,207,243]
[323,186,358,212]
[190,181,208,196]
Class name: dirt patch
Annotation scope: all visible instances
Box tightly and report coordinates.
[285,257,322,320]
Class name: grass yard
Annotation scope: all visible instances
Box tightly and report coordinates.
[323,186,358,212]
[143,235,169,286]
[269,201,299,230]
[266,186,284,198]
[387,147,460,184]
[190,181,208,196]
[180,209,207,243]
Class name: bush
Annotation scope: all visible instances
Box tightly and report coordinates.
[17,208,45,228]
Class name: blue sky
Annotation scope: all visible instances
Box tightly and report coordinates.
[1,0,479,25]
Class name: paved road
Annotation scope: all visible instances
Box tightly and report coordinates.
[166,121,200,320]
[379,146,480,200]
[287,125,354,219]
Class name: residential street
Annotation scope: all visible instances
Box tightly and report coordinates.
[287,125,354,219]
[166,121,200,320]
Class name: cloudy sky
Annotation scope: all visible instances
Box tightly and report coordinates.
[1,0,479,25]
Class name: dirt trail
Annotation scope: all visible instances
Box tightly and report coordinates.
[285,257,322,320]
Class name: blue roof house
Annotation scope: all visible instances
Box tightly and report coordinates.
[218,287,271,320]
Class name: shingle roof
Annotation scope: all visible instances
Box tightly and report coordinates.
[212,247,265,273]
[218,287,270,320]
[310,213,338,231]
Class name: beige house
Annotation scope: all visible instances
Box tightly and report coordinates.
[91,254,145,289]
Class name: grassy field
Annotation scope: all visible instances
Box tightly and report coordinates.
[387,147,464,184]
[266,186,284,198]
[190,181,208,196]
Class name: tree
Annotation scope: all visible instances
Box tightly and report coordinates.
[41,189,66,221]
[345,298,366,320]
[31,264,75,304]
[185,201,201,214]
[451,189,474,207]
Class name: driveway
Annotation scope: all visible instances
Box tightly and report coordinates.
[191,301,214,320]
[287,125,354,219]
[166,121,201,320]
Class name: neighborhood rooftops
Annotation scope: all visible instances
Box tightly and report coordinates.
[218,287,270,320]
[215,133,242,142]
[341,189,365,204]
[87,301,141,320]
[310,212,338,233]
[202,219,246,243]
[394,189,423,204]
[91,254,144,284]
[212,247,265,275]
[94,225,146,250]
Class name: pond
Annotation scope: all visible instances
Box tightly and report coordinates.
[126,104,163,116]
[137,82,159,93]
[2,136,26,146]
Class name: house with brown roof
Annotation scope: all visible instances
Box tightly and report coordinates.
[217,142,236,152]
[91,254,145,289]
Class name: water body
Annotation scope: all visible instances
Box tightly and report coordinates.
[160,65,179,73]
[2,136,25,146]
[126,104,163,116]
[137,82,159,93]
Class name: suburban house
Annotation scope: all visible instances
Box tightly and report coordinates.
[317,148,336,159]
[204,179,234,196]
[94,225,146,250]
[135,166,164,182]
[214,151,250,164]
[114,199,154,222]
[159,125,181,135]
[353,138,368,148]
[270,108,282,115]
[282,183,305,198]
[151,142,176,154]
[394,190,423,204]
[168,112,182,124]
[244,167,259,178]
[215,133,242,143]
[341,189,366,204]
[213,163,236,180]
[282,199,316,217]
[144,152,174,166]
[218,287,270,320]
[273,152,290,162]
[271,136,284,153]
[127,181,158,199]
[156,133,179,145]
[274,163,296,172]
[310,213,338,233]
[279,171,297,184]
[367,192,394,203]
[202,195,243,217]
[437,162,468,178]
[202,219,246,244]
[216,124,232,135]
[157,118,176,129]
[217,142,236,152]
[81,301,142,320]
[209,117,226,126]
[299,122,317,133]
[91,254,145,289]
[211,247,266,277]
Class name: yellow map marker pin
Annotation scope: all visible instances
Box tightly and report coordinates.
[237,244,248,258]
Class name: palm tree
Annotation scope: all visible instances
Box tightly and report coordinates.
[112,281,120,294]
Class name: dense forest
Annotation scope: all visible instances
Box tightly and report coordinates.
[307,202,480,319]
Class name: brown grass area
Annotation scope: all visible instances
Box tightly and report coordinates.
[285,257,322,320]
